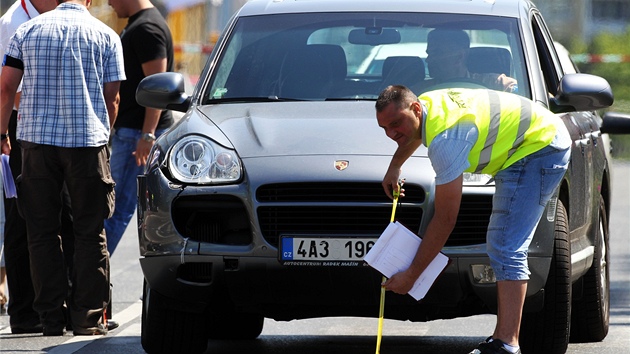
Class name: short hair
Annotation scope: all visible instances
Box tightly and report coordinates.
[427,29,470,50]
[375,85,418,112]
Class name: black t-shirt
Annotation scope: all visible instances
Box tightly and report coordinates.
[115,7,174,130]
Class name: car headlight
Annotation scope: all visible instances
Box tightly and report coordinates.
[168,135,242,184]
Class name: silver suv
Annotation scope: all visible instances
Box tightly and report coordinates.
[135,0,630,353]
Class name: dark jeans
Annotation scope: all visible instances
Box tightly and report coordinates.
[20,141,112,331]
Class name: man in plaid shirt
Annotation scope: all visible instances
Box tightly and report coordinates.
[0,0,125,336]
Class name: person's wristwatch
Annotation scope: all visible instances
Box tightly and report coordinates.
[1,133,8,141]
[141,132,156,142]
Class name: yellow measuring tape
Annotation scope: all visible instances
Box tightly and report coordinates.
[375,188,400,354]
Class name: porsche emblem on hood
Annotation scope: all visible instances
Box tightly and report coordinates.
[334,160,349,171]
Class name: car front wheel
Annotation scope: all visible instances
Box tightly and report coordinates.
[520,199,571,354]
[570,195,610,342]
[141,281,209,354]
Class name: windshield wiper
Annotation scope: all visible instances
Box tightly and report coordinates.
[325,97,377,101]
[206,96,305,103]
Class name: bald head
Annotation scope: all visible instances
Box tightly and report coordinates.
[375,85,419,113]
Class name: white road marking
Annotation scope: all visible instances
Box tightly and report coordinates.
[45,300,143,354]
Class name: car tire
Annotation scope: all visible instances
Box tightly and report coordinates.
[520,199,571,354]
[207,308,264,340]
[141,281,209,354]
[570,196,610,342]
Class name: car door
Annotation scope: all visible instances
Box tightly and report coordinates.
[529,12,593,250]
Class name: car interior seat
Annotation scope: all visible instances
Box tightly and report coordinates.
[381,56,425,91]
[467,47,512,75]
[279,44,347,99]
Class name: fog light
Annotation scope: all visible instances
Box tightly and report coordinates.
[471,264,496,284]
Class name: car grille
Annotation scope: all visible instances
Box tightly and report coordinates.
[449,194,493,246]
[257,183,492,247]
[257,182,424,247]
[256,182,425,203]
[170,184,492,247]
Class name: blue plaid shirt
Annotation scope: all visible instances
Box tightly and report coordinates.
[4,3,125,148]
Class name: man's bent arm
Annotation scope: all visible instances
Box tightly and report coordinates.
[135,57,168,166]
[382,138,423,199]
[139,57,168,136]
[383,174,463,294]
[103,81,121,129]
[0,66,23,154]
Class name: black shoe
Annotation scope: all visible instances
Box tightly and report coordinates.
[42,326,66,336]
[11,323,43,334]
[73,322,107,336]
[468,337,521,354]
[107,319,119,331]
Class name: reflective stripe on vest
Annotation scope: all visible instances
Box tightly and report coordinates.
[421,89,556,175]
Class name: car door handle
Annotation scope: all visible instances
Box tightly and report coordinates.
[585,131,600,139]
[576,138,591,146]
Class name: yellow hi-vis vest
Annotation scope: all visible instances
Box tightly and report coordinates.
[420,89,557,176]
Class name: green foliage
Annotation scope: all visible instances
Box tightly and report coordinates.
[572,26,630,102]
[566,28,630,161]
[606,99,630,161]
[611,134,630,161]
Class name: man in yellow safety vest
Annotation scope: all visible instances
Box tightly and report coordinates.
[375,85,571,354]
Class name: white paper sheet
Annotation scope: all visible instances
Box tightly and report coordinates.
[364,221,449,300]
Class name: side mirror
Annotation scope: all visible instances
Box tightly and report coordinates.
[601,111,630,134]
[550,73,613,113]
[136,72,191,112]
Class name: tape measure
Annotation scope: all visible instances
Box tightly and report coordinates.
[376,186,400,354]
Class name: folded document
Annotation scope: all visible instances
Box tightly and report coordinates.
[364,221,449,301]
[2,154,17,198]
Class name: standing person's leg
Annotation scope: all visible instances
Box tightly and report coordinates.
[104,127,144,255]
[59,184,75,329]
[3,110,40,332]
[494,281,527,345]
[3,198,39,332]
[19,142,68,336]
[60,184,74,280]
[0,163,5,314]
[64,145,112,335]
[485,146,570,351]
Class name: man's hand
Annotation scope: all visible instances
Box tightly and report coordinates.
[133,139,153,166]
[382,167,405,200]
[1,139,11,155]
[382,269,417,295]
[497,73,518,92]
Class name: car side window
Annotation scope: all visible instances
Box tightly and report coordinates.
[531,13,564,97]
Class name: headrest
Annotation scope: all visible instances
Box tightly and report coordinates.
[467,47,512,75]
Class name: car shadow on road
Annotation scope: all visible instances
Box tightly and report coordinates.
[205,335,485,354]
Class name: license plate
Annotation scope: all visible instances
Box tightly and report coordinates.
[280,236,377,265]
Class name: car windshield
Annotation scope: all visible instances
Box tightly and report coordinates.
[203,12,528,103]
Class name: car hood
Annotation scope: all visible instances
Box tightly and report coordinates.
[196,101,429,159]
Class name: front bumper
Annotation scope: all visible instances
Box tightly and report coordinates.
[137,154,555,321]
[140,250,550,322]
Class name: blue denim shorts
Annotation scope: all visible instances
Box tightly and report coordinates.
[486,145,571,281]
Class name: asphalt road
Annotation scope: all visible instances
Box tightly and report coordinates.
[1,160,628,354]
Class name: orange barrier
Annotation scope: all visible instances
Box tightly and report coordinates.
[570,54,630,63]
